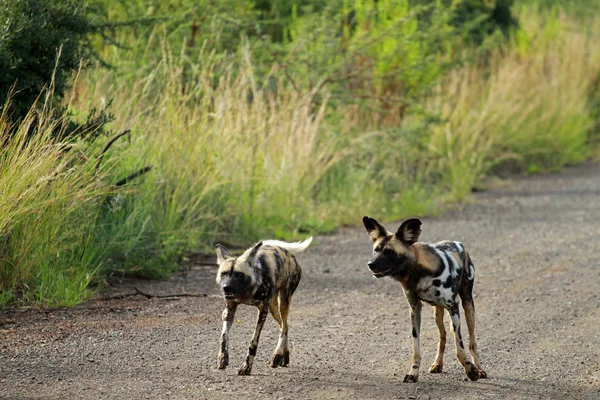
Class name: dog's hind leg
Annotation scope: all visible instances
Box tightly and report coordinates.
[460,255,487,378]
[429,305,446,373]
[217,303,237,369]
[271,291,291,368]
[269,295,282,326]
[237,304,269,375]
[462,296,487,378]
[449,303,480,381]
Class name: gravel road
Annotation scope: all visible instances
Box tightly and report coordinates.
[2,163,600,400]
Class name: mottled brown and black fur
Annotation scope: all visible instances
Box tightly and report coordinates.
[215,237,311,375]
[362,216,487,382]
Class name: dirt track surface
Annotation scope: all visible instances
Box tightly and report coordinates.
[2,164,600,400]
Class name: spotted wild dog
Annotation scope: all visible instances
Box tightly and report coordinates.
[214,237,312,375]
[362,216,487,382]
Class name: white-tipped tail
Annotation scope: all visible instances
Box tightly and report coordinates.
[262,236,313,254]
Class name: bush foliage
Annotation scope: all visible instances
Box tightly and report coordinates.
[1,0,599,306]
[0,0,94,121]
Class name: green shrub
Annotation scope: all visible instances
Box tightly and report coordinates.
[2,1,599,308]
[449,0,518,43]
[0,0,95,122]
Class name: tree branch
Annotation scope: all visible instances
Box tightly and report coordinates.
[268,51,303,95]
[95,129,131,174]
[101,288,221,300]
[133,287,220,299]
[114,166,153,187]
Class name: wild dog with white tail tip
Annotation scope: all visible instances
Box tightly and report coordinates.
[215,237,312,375]
[362,216,487,382]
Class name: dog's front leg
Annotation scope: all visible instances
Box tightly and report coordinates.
[217,302,237,369]
[430,305,446,373]
[238,303,269,375]
[404,296,422,383]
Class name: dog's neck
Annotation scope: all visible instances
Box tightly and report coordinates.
[399,246,419,283]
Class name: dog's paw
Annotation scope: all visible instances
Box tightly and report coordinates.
[270,352,290,368]
[465,364,480,381]
[477,368,488,379]
[216,353,228,369]
[403,374,419,383]
[429,363,443,373]
[237,363,252,376]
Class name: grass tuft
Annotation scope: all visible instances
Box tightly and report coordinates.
[1,4,599,306]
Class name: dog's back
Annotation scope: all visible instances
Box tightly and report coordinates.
[411,240,475,307]
[257,237,311,296]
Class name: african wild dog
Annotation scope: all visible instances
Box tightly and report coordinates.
[214,237,311,375]
[362,216,487,382]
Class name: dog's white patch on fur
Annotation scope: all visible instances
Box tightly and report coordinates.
[467,262,475,280]
[445,251,460,277]
[434,248,450,272]
[452,261,461,282]
[454,241,464,256]
[416,254,453,308]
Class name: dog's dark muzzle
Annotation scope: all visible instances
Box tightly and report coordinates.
[221,283,248,300]
[368,257,395,278]
[222,284,237,299]
[220,275,252,300]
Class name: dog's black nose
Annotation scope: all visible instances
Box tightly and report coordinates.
[367,262,375,270]
[222,284,234,294]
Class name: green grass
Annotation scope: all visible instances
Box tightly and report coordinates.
[0,97,113,307]
[426,4,599,197]
[1,3,599,307]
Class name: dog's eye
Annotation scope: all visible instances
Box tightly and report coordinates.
[383,248,395,256]
[233,271,245,278]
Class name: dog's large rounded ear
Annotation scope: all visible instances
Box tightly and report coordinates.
[215,244,232,265]
[248,241,263,259]
[396,218,422,245]
[363,216,387,242]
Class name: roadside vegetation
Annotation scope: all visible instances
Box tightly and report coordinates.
[1,0,599,306]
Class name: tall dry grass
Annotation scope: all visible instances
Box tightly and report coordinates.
[427,7,600,200]
[0,98,110,306]
[71,7,600,277]
[71,37,354,277]
[2,5,598,306]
